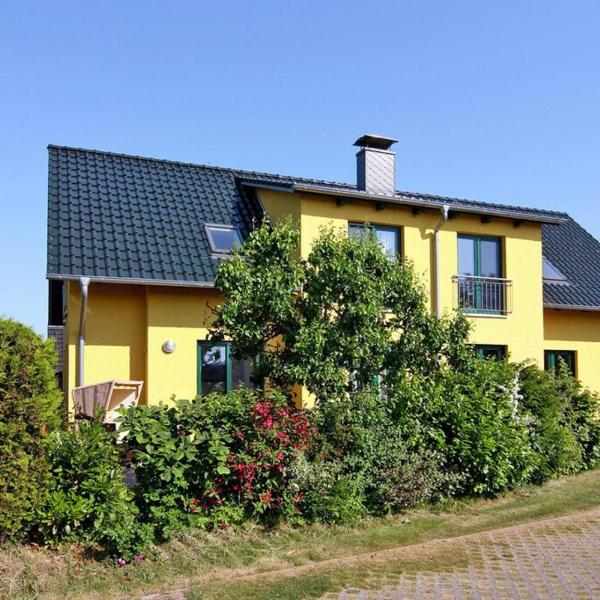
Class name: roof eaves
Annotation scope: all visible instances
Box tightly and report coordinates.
[544,302,600,312]
[238,179,294,193]
[47,273,215,288]
[291,183,568,225]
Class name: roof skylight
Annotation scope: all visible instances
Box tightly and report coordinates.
[542,257,568,282]
[206,225,242,254]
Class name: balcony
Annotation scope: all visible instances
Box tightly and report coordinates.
[452,275,513,316]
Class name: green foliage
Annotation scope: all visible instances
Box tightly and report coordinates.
[390,358,534,495]
[212,220,471,402]
[0,399,50,542]
[519,363,600,483]
[288,455,366,524]
[34,420,153,559]
[119,388,316,536]
[0,318,63,430]
[4,230,600,559]
[312,391,460,513]
[0,318,63,542]
[211,222,599,500]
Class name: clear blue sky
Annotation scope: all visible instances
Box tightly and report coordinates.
[1,1,599,333]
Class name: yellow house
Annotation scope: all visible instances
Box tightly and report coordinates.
[46,135,600,410]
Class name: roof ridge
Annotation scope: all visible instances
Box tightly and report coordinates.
[47,144,354,190]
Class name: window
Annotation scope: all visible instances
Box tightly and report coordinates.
[457,235,507,314]
[206,225,242,254]
[197,341,254,395]
[458,235,502,278]
[542,257,567,282]
[544,350,576,376]
[348,223,401,257]
[474,344,507,361]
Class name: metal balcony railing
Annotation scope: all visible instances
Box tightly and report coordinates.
[453,275,513,316]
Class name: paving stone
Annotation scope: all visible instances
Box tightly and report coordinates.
[334,511,600,599]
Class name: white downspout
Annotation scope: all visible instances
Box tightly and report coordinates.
[77,277,90,387]
[434,205,450,317]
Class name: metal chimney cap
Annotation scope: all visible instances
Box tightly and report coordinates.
[353,134,398,150]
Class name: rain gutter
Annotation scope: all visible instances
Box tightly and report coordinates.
[544,303,600,312]
[434,205,450,317]
[47,274,215,288]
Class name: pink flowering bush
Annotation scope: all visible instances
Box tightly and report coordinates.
[119,388,316,536]
[215,397,316,523]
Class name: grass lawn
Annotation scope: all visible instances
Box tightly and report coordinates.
[1,469,599,600]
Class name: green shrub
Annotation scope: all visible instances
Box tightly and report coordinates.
[0,318,63,542]
[519,363,600,483]
[0,318,63,429]
[368,447,460,513]
[119,388,316,536]
[34,420,152,559]
[311,391,457,513]
[0,400,50,542]
[390,358,534,496]
[288,455,366,524]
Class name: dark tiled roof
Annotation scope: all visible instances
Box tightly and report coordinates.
[47,145,264,285]
[47,145,600,308]
[542,218,600,309]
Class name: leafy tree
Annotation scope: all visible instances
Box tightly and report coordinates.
[212,220,470,402]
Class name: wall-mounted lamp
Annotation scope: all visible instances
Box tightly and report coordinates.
[162,340,176,354]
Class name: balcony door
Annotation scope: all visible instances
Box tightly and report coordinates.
[457,235,504,314]
[458,235,502,278]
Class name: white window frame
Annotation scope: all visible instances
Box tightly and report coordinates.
[205,224,243,255]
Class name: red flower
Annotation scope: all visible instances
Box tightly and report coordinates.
[253,401,272,417]
[260,491,272,505]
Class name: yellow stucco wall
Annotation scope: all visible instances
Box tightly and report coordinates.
[544,309,600,392]
[62,188,600,405]
[145,286,220,405]
[66,281,147,411]
[65,282,222,408]
[259,190,545,366]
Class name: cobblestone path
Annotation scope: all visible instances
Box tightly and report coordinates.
[331,509,600,599]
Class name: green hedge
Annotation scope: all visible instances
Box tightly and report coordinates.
[1,316,599,560]
[0,318,63,542]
